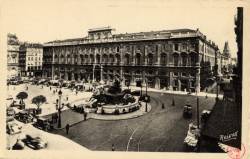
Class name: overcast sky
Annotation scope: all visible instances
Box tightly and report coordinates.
[1,0,240,57]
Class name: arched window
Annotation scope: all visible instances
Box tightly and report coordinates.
[135,53,141,65]
[90,54,94,63]
[190,52,196,66]
[84,55,88,63]
[102,54,108,64]
[109,54,114,63]
[96,54,101,64]
[67,54,71,64]
[124,54,130,65]
[160,53,167,65]
[115,54,121,65]
[173,53,179,66]
[147,53,153,65]
[80,54,84,64]
[181,53,187,66]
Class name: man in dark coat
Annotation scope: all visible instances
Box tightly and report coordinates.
[66,124,70,134]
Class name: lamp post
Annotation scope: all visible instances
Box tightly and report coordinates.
[145,78,148,112]
[57,89,63,128]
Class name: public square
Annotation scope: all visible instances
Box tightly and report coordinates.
[6,82,216,151]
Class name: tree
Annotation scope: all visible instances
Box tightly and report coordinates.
[32,95,47,112]
[16,92,28,108]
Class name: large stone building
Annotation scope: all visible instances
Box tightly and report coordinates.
[25,43,43,77]
[7,33,21,79]
[43,27,220,92]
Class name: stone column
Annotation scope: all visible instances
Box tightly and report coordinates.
[142,70,146,87]
[100,65,104,84]
[144,45,148,65]
[169,72,173,91]
[71,72,75,81]
[120,67,125,86]
[156,44,161,65]
[178,79,181,91]
[130,71,136,86]
[154,77,160,89]
[64,71,68,80]
[132,45,135,65]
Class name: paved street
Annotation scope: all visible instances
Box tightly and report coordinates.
[52,91,216,152]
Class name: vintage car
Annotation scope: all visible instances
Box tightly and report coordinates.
[6,107,15,122]
[201,109,211,124]
[33,116,51,131]
[184,123,200,149]
[16,110,33,123]
[6,121,22,135]
[12,139,25,150]
[183,104,192,118]
[22,134,48,150]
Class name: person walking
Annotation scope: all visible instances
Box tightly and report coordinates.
[50,86,51,91]
[111,144,115,151]
[66,124,70,135]
[84,112,87,121]
[162,103,165,109]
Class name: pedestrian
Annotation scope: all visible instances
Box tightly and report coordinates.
[50,86,51,91]
[205,94,208,99]
[162,103,165,109]
[66,124,70,135]
[26,86,28,90]
[76,90,78,95]
[56,89,57,92]
[172,99,175,106]
[111,144,115,151]
[66,96,68,101]
[53,90,55,94]
[84,112,87,121]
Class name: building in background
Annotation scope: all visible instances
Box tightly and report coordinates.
[43,27,219,93]
[25,43,43,77]
[7,33,21,79]
[7,33,44,79]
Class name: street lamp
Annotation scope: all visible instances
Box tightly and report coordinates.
[145,78,148,112]
[56,89,64,128]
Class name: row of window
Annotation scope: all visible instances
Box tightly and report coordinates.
[27,57,41,61]
[45,42,198,55]
[50,53,197,66]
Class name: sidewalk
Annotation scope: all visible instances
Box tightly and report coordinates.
[124,86,223,98]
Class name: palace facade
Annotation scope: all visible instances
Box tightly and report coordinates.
[43,27,220,92]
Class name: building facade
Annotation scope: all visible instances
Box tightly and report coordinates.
[43,27,219,92]
[7,34,21,79]
[25,43,43,77]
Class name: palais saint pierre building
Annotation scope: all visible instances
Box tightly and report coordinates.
[43,27,220,93]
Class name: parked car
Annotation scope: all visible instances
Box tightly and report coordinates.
[6,121,22,135]
[183,104,192,118]
[6,107,15,122]
[22,134,48,150]
[12,139,25,150]
[201,110,211,124]
[33,116,51,131]
[15,110,33,123]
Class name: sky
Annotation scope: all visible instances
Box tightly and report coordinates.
[1,0,241,57]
